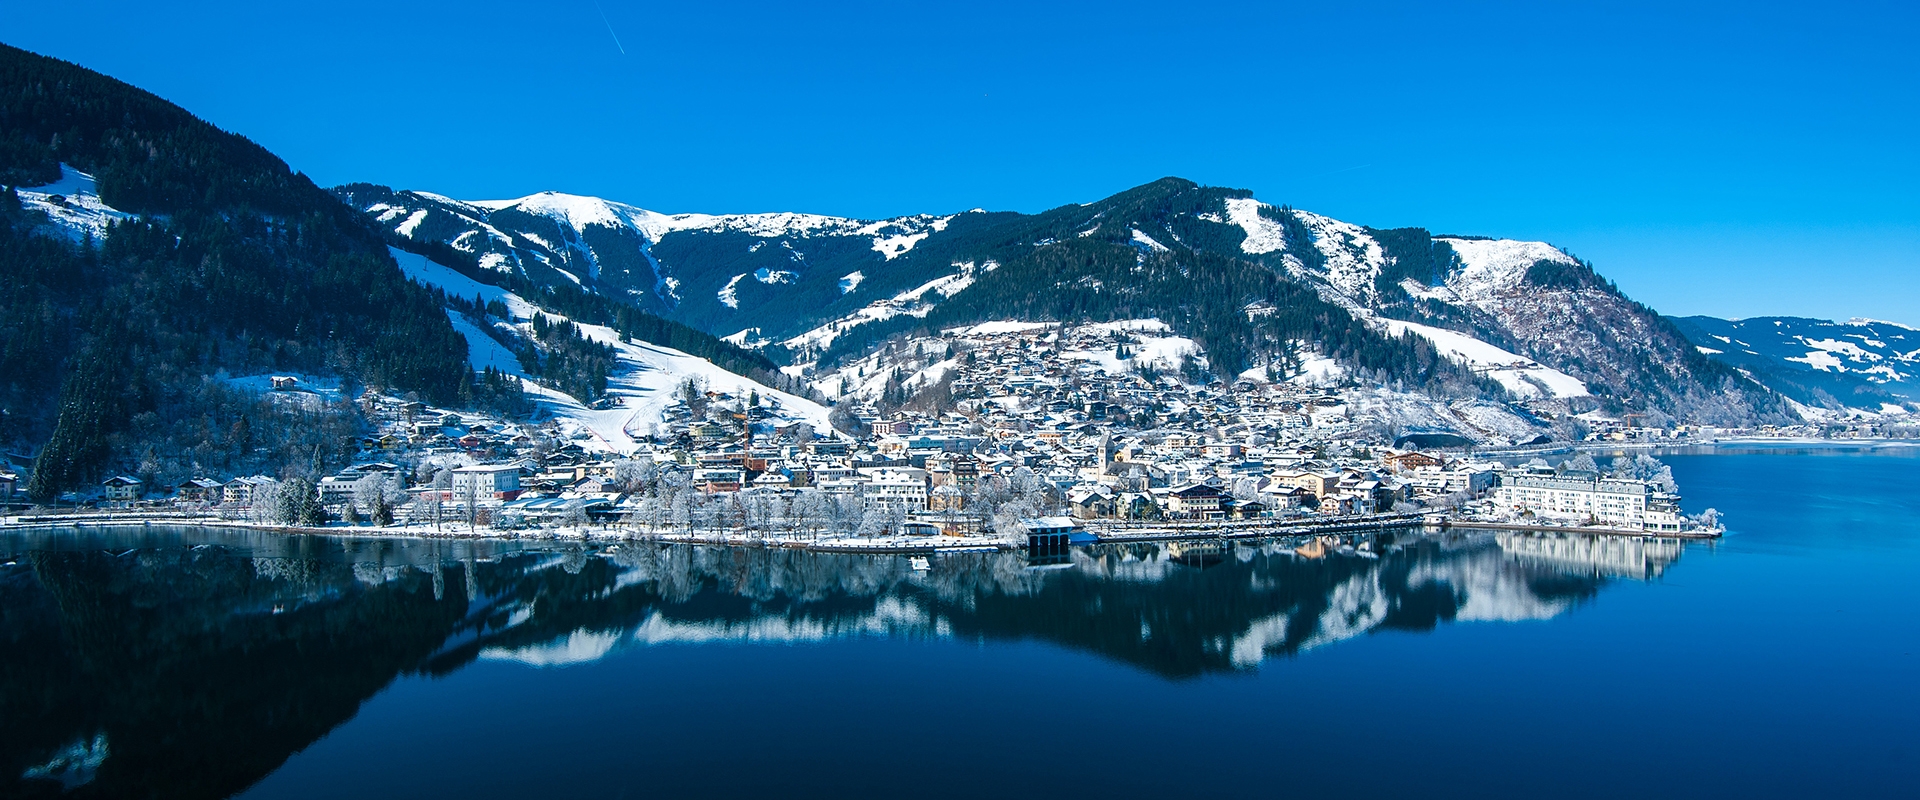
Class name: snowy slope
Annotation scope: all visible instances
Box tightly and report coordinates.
[1294,210,1388,305]
[778,265,984,356]
[17,164,134,239]
[1437,238,1579,309]
[390,247,832,451]
[1380,319,1589,399]
[339,183,981,343]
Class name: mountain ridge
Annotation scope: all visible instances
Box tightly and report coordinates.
[344,176,1813,425]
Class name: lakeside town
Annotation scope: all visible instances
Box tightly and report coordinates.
[0,321,1796,548]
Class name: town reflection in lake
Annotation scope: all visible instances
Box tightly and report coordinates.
[2,525,1684,798]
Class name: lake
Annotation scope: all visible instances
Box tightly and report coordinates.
[3,447,1916,799]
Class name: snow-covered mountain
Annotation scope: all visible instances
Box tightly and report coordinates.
[341,177,1795,423]
[1670,316,1919,414]
[333,183,981,339]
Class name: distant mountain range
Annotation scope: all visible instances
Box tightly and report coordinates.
[1670,316,1918,414]
[341,179,1859,424]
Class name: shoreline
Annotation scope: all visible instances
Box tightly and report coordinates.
[0,508,1718,552]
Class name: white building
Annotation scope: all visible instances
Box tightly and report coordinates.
[1493,470,1684,532]
[451,465,522,500]
[862,468,928,513]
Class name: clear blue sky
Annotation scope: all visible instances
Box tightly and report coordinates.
[7,1,1916,323]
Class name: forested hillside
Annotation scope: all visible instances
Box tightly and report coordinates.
[805,178,1490,393]
[0,44,470,498]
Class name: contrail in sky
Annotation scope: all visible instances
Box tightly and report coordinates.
[593,1,626,55]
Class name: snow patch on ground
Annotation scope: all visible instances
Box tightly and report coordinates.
[1439,238,1578,308]
[717,274,746,309]
[1289,352,1347,387]
[446,312,526,376]
[781,268,983,354]
[872,231,930,259]
[390,247,540,320]
[1848,317,1919,332]
[721,328,769,348]
[1061,319,1198,377]
[1130,229,1170,252]
[1381,318,1589,398]
[754,267,797,284]
[839,271,865,294]
[17,164,135,240]
[1224,198,1286,255]
[1399,278,1460,303]
[1787,348,1843,371]
[1294,210,1387,304]
[395,209,429,238]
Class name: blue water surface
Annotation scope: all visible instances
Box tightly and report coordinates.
[4,449,1916,799]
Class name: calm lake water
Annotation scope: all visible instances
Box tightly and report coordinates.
[4,447,1916,799]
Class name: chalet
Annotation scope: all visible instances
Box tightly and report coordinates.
[222,476,277,507]
[1166,484,1225,520]
[1224,499,1267,519]
[1068,485,1117,519]
[1383,452,1443,471]
[175,477,223,504]
[1273,469,1342,499]
[928,484,966,512]
[102,475,143,505]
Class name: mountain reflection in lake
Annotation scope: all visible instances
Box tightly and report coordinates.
[1,526,1681,799]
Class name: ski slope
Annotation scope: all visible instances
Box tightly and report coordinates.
[391,247,833,452]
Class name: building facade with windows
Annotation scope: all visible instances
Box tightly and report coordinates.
[1493,470,1685,532]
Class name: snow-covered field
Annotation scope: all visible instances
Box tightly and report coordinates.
[391,247,831,452]
[1380,318,1588,399]
[17,165,134,239]
[1061,319,1200,376]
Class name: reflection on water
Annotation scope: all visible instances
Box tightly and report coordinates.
[1,525,1685,798]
